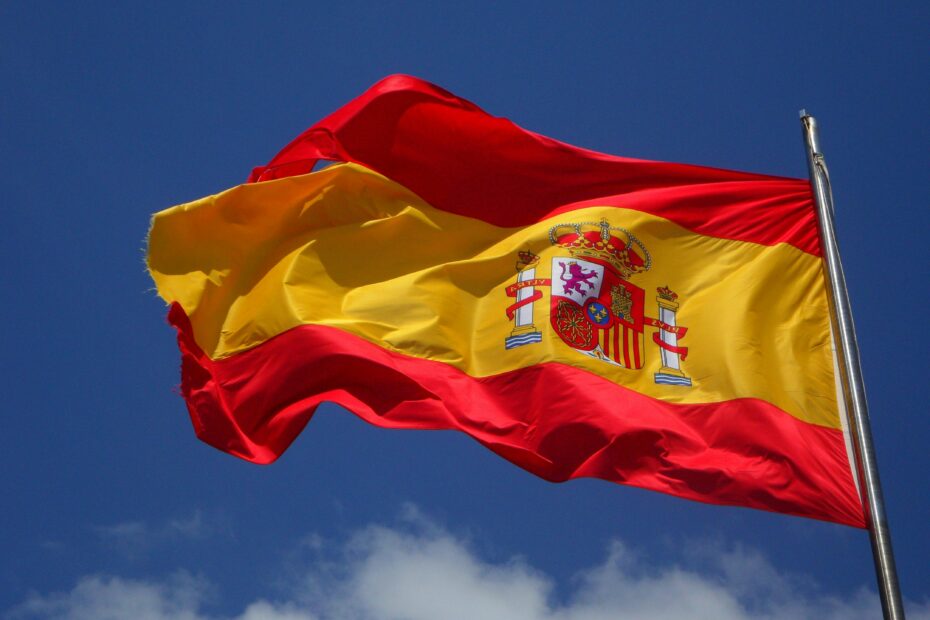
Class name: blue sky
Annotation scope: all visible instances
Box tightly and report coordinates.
[2,2,928,618]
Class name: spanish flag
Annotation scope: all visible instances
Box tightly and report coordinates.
[147,76,864,528]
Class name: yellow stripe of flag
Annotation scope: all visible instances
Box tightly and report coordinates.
[148,163,839,430]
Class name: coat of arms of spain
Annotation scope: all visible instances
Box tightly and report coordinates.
[504,218,691,387]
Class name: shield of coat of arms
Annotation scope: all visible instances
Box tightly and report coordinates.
[550,255,646,368]
[548,220,649,368]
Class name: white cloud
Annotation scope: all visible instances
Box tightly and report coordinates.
[8,511,929,620]
[7,572,209,620]
[168,511,210,539]
[93,510,227,559]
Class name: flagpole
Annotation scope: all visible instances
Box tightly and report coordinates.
[800,111,906,620]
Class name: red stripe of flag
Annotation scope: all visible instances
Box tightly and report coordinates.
[248,75,821,256]
[167,302,864,527]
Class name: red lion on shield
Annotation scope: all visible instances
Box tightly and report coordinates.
[559,261,599,296]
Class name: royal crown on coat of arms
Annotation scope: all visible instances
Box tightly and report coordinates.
[547,219,651,279]
[504,217,692,387]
